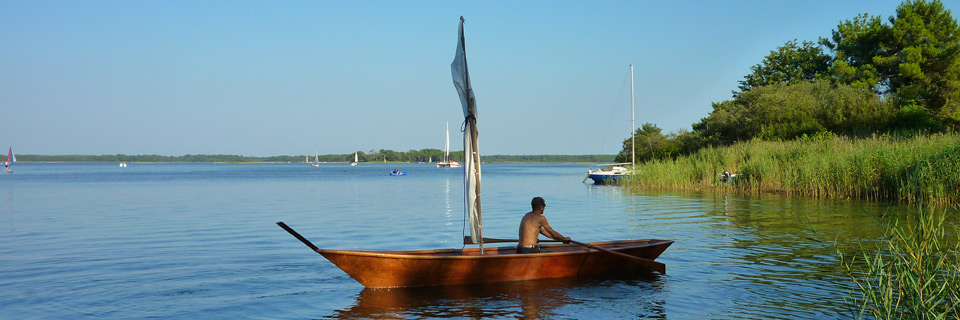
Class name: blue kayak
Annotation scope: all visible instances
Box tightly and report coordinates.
[389,171,407,176]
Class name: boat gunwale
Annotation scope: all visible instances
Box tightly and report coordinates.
[315,239,673,260]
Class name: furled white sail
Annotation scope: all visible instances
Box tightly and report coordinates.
[444,122,450,162]
[451,16,483,246]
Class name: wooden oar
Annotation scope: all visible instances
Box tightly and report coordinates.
[277,222,320,252]
[569,239,666,274]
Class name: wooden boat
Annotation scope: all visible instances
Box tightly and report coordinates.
[322,240,672,288]
[278,17,672,289]
[279,222,672,288]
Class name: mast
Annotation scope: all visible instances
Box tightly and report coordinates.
[443,121,450,163]
[630,64,635,167]
[452,16,483,254]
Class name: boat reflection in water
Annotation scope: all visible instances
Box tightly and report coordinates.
[331,275,666,319]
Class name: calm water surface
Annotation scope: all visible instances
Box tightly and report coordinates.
[0,162,927,318]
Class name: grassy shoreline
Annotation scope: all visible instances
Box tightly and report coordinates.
[623,133,960,206]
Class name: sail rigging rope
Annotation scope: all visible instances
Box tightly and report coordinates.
[598,69,631,155]
[461,116,469,250]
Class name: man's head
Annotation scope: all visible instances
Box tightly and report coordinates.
[531,197,546,211]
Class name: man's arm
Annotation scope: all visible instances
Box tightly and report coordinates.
[539,216,570,242]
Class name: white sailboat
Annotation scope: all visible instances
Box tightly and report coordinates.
[310,151,320,167]
[437,121,462,168]
[4,147,14,173]
[350,152,358,166]
[587,64,636,184]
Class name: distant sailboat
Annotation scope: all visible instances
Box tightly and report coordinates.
[436,122,461,168]
[350,152,358,166]
[119,162,127,168]
[587,64,636,184]
[4,147,15,173]
[310,151,320,167]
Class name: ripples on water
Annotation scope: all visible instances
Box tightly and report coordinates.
[0,163,935,318]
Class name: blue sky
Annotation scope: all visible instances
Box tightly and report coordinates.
[3,1,957,156]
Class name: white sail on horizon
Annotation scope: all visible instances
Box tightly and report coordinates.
[444,122,450,162]
[451,16,483,246]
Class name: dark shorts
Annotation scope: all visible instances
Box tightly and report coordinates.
[516,246,543,254]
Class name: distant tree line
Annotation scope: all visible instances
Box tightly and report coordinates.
[617,0,960,163]
[17,151,614,163]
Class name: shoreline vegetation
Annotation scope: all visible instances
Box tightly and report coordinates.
[12,153,615,164]
[622,132,960,207]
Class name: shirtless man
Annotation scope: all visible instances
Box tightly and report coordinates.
[517,197,569,254]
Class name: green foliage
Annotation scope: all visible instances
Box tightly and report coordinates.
[620,0,959,164]
[694,80,894,146]
[737,40,831,93]
[892,104,948,132]
[839,207,960,319]
[614,123,684,163]
[622,133,960,206]
[885,0,960,122]
[821,13,889,91]
[823,0,960,124]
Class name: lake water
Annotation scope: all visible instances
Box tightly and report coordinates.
[0,162,929,319]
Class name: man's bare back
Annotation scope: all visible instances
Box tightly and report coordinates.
[518,197,568,248]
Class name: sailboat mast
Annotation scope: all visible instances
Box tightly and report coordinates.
[630,64,635,167]
[452,16,483,254]
[445,121,450,162]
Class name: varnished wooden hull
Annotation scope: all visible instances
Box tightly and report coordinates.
[315,239,673,288]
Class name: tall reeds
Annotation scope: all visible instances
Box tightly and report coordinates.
[838,207,960,319]
[623,133,960,206]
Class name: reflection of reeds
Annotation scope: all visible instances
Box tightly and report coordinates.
[838,206,960,319]
[623,133,960,206]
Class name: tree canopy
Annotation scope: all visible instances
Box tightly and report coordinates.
[823,0,960,123]
[617,0,960,163]
[737,40,831,93]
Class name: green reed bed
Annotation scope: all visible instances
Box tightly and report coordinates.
[624,133,960,206]
[839,207,960,319]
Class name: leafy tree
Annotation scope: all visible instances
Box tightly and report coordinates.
[615,123,682,163]
[884,0,960,123]
[823,0,960,124]
[821,13,890,91]
[694,80,894,145]
[737,40,831,93]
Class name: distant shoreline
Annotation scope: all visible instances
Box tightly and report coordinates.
[12,154,616,164]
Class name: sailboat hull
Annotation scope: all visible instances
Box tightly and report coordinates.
[587,172,627,184]
[314,239,672,288]
[436,161,461,168]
